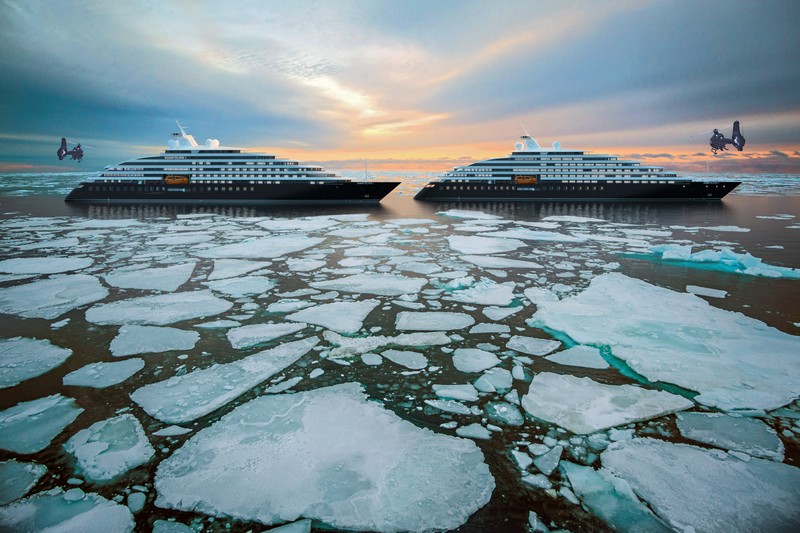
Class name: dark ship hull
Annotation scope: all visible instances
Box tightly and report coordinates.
[66,180,400,205]
[415,179,740,202]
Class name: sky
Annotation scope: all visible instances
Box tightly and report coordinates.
[1,0,798,174]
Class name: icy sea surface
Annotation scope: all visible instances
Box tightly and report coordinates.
[0,172,799,532]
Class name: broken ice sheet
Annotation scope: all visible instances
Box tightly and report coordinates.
[675,412,784,461]
[64,360,145,389]
[0,395,84,454]
[381,349,428,369]
[544,345,610,369]
[310,272,426,296]
[194,235,324,259]
[131,338,318,424]
[286,299,379,334]
[0,337,72,389]
[203,275,275,297]
[110,325,199,357]
[506,335,561,356]
[0,274,108,319]
[395,311,474,331]
[226,322,307,349]
[154,383,494,531]
[450,278,516,306]
[0,460,47,505]
[447,235,525,255]
[104,262,196,292]
[207,259,271,280]
[521,373,693,434]
[86,290,232,326]
[323,331,450,357]
[0,256,93,275]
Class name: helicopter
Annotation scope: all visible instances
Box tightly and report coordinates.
[57,137,85,162]
[709,121,745,154]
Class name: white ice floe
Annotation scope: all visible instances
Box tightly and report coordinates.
[483,228,586,243]
[474,367,513,393]
[105,263,196,292]
[381,349,428,369]
[425,399,471,415]
[258,217,338,232]
[650,245,800,279]
[438,209,504,220]
[131,338,318,424]
[433,384,480,402]
[204,275,274,297]
[151,233,214,245]
[685,285,727,298]
[543,215,606,223]
[395,311,475,331]
[86,290,232,326]
[450,279,516,306]
[456,423,493,440]
[0,256,93,275]
[343,246,406,258]
[360,353,383,366]
[323,331,450,357]
[601,438,800,531]
[207,259,271,280]
[110,325,199,357]
[506,336,561,356]
[532,445,562,476]
[196,235,324,259]
[675,412,784,461]
[0,337,71,389]
[311,273,426,296]
[226,323,307,349]
[452,348,501,373]
[470,323,510,334]
[529,273,800,411]
[64,414,155,481]
[267,300,314,313]
[286,258,326,272]
[0,488,134,532]
[63,359,145,389]
[152,426,192,437]
[0,460,47,505]
[482,305,523,321]
[18,237,80,250]
[484,402,524,426]
[154,383,494,531]
[561,461,671,532]
[0,274,108,319]
[521,373,693,434]
[447,235,525,255]
[0,394,84,454]
[460,255,543,269]
[544,345,609,369]
[286,300,379,334]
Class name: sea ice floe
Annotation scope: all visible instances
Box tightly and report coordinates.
[151,233,214,245]
[438,209,504,220]
[649,245,800,279]
[286,299,379,334]
[544,345,609,369]
[447,235,525,255]
[506,335,561,356]
[0,394,84,454]
[131,338,318,424]
[86,290,232,326]
[0,460,47,505]
[521,373,693,434]
[63,359,145,389]
[450,279,516,306]
[267,299,314,313]
[456,423,493,440]
[207,259,271,280]
[395,311,475,331]
[226,322,307,349]
[311,273,426,296]
[286,258,326,272]
[105,263,196,292]
[110,325,199,357]
[258,217,339,232]
[530,273,800,411]
[425,399,472,415]
[381,349,428,369]
[195,235,325,259]
[0,488,135,532]
[685,284,727,298]
[460,254,543,269]
[602,437,800,531]
[470,323,510,334]
[0,337,71,389]
[452,348,501,373]
[483,228,586,243]
[64,414,155,481]
[433,384,480,402]
[0,274,108,319]
[0,256,93,275]
[484,402,524,426]
[323,331,451,357]
[203,276,274,297]
[154,382,494,531]
[482,305,523,321]
[675,412,784,461]
[474,367,513,393]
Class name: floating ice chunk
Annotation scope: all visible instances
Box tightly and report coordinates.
[530,273,800,411]
[447,235,525,255]
[453,348,501,373]
[425,399,472,414]
[602,438,800,531]
[474,367,513,393]
[0,394,84,454]
[86,290,232,326]
[561,461,671,532]
[523,287,559,305]
[194,319,240,329]
[0,337,71,389]
[460,255,543,269]
[456,423,492,440]
[64,414,155,481]
[685,285,727,298]
[207,259,271,280]
[131,338,318,424]
[438,209,504,220]
[152,426,192,437]
[0,460,47,505]
[433,384,480,402]
[323,330,450,357]
[196,235,324,259]
[266,518,313,533]
[485,402,524,426]
[0,274,108,319]
[286,258,326,272]
[451,279,516,306]
[286,300,379,334]
[653,244,692,261]
[533,445,562,476]
[258,217,338,232]
[703,225,751,232]
[483,228,586,242]
[470,323,511,334]
[360,353,383,366]
[151,233,214,245]
[0,488,135,532]
[71,218,143,229]
[506,336,561,356]
[0,256,93,275]
[153,383,494,531]
[63,359,145,388]
[226,322,307,349]
[381,349,428,369]
[267,299,314,313]
[18,237,80,250]
[396,311,475,331]
[543,216,606,223]
[110,325,199,357]
[676,412,784,460]
[397,261,443,275]
[343,246,406,258]
[545,345,609,369]
[105,263,196,292]
[264,376,303,394]
[311,273,426,296]
[482,305,523,321]
[522,373,692,434]
[204,276,274,297]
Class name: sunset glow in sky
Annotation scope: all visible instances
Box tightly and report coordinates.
[1,0,798,173]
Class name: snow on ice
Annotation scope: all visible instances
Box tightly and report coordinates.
[311,273,426,296]
[286,299,379,334]
[195,235,324,259]
[104,263,196,292]
[450,279,516,306]
[226,323,307,349]
[395,311,475,331]
[110,325,199,357]
[452,348,501,373]
[323,331,451,357]
[0,274,108,319]
[447,235,525,255]
[0,488,134,532]
[506,335,561,356]
[675,412,784,461]
[0,460,47,505]
[0,337,72,388]
[0,395,84,454]
[86,290,232,326]
[63,359,145,388]
[0,256,93,275]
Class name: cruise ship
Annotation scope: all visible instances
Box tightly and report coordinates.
[414,133,739,202]
[65,124,399,205]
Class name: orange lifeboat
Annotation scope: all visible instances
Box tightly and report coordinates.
[514,175,538,185]
[164,175,190,185]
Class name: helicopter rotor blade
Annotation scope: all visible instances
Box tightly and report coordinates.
[65,139,96,149]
